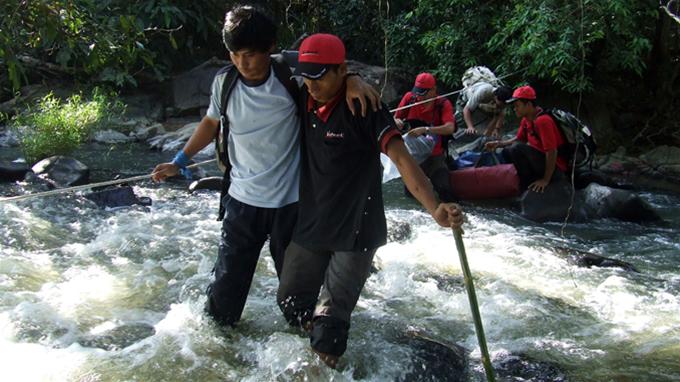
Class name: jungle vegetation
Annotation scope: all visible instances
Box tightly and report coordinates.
[1,0,678,153]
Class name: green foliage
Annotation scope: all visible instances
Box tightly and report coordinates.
[0,0,223,92]
[387,0,659,93]
[0,0,666,94]
[272,0,390,64]
[11,88,124,163]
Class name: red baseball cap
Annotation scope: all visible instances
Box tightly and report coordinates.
[506,85,537,103]
[293,33,346,79]
[412,72,436,96]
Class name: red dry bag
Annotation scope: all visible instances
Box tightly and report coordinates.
[449,163,520,200]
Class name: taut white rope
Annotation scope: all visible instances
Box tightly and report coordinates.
[0,159,217,203]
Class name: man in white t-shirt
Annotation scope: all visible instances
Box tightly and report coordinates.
[151,5,378,327]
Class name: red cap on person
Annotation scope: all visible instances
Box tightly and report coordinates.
[293,33,346,79]
[412,72,436,96]
[506,85,537,103]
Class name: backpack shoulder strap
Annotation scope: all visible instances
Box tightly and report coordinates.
[271,54,300,108]
[218,64,240,127]
[431,97,447,125]
[215,64,239,222]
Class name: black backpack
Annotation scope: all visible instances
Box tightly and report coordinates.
[538,108,597,170]
[215,54,300,220]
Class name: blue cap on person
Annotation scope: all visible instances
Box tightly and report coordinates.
[293,33,346,79]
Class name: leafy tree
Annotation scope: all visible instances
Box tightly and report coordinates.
[0,0,223,93]
[386,0,659,93]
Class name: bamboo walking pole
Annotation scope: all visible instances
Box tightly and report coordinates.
[452,228,495,382]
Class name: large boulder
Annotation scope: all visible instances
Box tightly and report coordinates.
[595,146,680,193]
[170,57,228,115]
[520,180,587,222]
[119,93,164,123]
[640,145,680,177]
[520,181,662,223]
[347,61,412,106]
[31,156,89,187]
[580,183,662,223]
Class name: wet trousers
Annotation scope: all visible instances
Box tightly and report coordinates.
[501,142,565,190]
[277,241,376,357]
[205,195,298,326]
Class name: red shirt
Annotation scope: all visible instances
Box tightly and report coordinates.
[394,92,454,156]
[516,108,568,172]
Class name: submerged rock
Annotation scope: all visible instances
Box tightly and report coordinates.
[552,246,640,273]
[576,253,640,273]
[495,352,568,382]
[520,181,662,224]
[84,186,152,209]
[398,328,468,382]
[580,183,662,223]
[387,218,413,243]
[414,271,465,293]
[78,323,156,351]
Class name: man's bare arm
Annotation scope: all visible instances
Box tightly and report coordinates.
[385,137,463,228]
[151,116,220,182]
[345,75,381,117]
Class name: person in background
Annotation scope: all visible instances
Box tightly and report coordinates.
[277,34,464,369]
[461,82,512,137]
[393,72,456,201]
[484,85,567,192]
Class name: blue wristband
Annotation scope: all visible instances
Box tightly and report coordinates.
[171,150,192,179]
[172,150,190,168]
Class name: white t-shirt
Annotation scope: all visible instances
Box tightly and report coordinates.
[206,67,300,208]
[465,82,495,112]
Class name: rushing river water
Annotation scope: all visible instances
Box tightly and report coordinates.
[1,143,679,381]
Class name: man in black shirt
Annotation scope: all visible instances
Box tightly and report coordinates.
[276,33,464,368]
